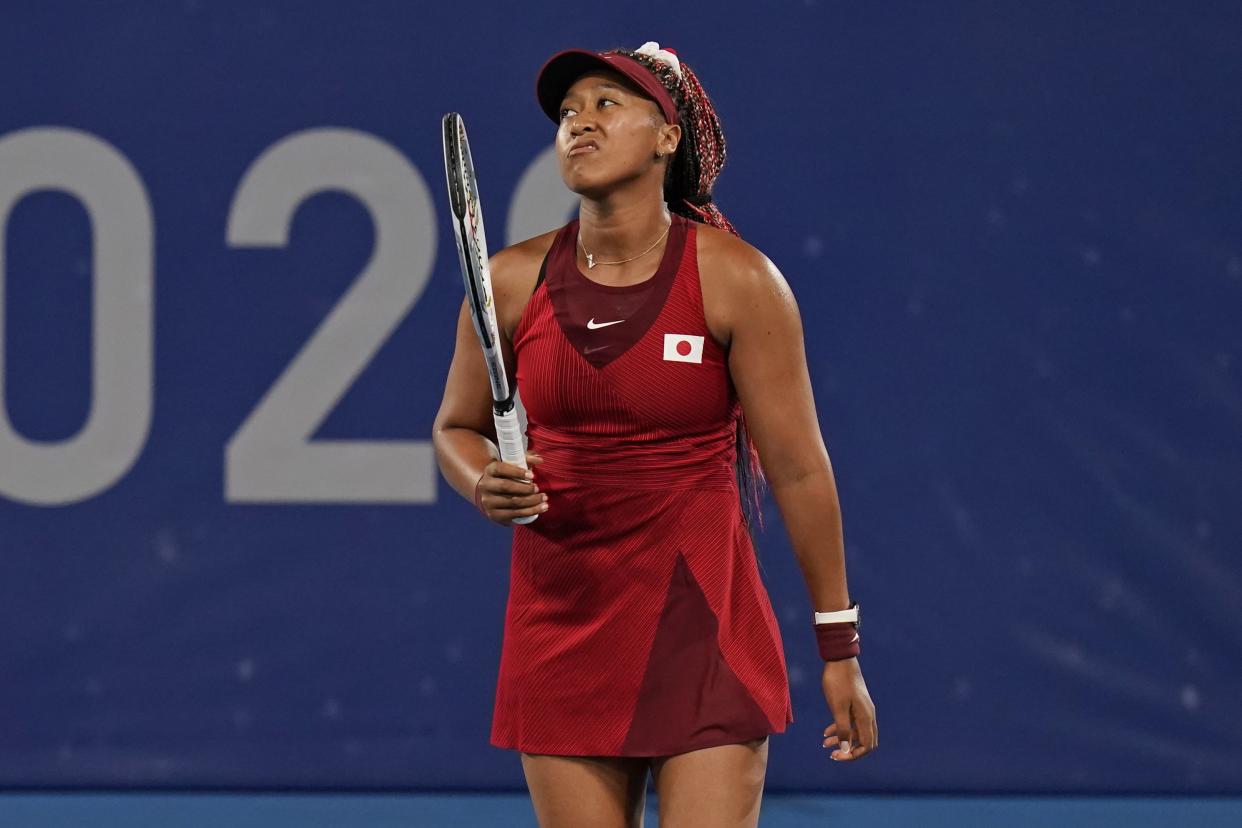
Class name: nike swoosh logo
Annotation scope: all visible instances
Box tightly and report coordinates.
[586,318,625,330]
[850,633,860,644]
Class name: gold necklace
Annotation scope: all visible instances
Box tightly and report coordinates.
[578,221,671,269]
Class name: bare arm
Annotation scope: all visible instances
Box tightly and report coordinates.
[432,295,503,503]
[724,248,850,613]
[432,246,546,523]
[720,239,877,762]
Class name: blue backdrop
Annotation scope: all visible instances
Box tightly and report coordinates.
[1,1,1238,794]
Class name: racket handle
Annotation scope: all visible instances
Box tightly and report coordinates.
[494,408,537,525]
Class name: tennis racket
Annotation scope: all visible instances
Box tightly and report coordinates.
[441,112,536,525]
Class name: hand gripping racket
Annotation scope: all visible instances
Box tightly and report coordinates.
[441,112,536,524]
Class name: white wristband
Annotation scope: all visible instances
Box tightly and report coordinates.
[814,607,859,625]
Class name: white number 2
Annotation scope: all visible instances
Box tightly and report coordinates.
[225,128,436,503]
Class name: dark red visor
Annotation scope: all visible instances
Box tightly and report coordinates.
[536,49,678,124]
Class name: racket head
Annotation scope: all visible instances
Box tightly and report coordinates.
[441,112,511,403]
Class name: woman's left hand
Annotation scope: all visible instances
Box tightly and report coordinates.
[821,658,877,761]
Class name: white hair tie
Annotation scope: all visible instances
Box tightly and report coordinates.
[635,41,682,81]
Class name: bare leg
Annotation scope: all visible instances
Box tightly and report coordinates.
[521,752,652,828]
[650,737,768,828]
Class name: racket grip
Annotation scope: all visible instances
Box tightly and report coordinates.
[494,407,537,525]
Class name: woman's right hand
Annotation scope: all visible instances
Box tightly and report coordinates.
[474,451,547,526]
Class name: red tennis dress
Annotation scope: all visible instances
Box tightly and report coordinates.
[490,214,794,756]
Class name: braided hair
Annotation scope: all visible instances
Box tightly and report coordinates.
[604,47,768,538]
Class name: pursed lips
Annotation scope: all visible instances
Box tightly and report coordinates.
[567,141,599,157]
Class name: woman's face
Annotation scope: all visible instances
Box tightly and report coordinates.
[555,69,680,198]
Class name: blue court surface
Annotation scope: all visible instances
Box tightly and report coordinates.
[2,792,1240,827]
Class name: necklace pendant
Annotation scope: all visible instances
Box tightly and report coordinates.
[586,252,596,269]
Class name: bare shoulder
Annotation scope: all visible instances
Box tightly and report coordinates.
[694,222,797,350]
[489,227,559,342]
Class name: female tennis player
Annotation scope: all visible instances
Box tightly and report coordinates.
[433,41,877,828]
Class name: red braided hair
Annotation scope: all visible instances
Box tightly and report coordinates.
[604,46,768,537]
[604,47,739,236]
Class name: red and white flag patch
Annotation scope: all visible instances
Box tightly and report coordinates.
[663,333,704,364]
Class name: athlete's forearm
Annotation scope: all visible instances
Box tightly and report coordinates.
[768,465,851,612]
[434,426,500,503]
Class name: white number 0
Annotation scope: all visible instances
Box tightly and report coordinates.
[0,128,153,506]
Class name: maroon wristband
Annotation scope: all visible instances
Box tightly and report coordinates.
[814,622,861,662]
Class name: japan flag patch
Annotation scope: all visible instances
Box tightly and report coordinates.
[663,333,705,364]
